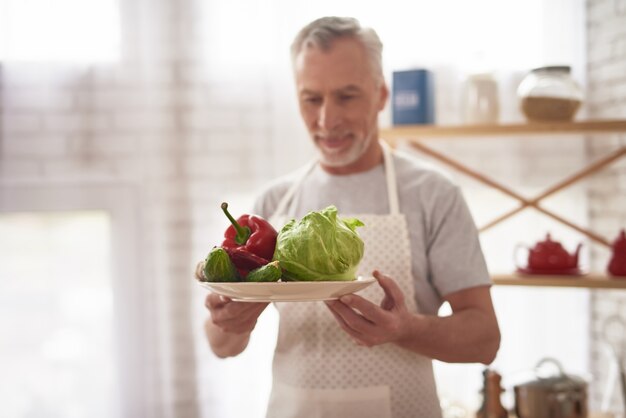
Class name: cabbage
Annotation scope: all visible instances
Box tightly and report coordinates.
[273,205,364,281]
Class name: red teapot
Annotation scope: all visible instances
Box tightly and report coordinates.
[607,229,626,277]
[516,233,582,274]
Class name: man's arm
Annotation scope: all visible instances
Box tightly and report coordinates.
[325,270,500,364]
[398,285,499,364]
[197,261,268,358]
[205,318,250,358]
[204,294,269,358]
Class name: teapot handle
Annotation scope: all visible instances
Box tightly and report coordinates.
[514,244,529,270]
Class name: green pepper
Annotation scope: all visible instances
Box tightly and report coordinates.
[246,261,282,282]
[203,247,240,282]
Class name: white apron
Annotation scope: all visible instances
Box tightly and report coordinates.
[266,144,442,418]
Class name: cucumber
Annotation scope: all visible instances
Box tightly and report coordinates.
[246,261,282,282]
[203,247,239,282]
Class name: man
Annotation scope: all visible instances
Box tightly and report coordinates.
[203,16,500,418]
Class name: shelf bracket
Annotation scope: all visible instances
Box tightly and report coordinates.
[403,138,626,248]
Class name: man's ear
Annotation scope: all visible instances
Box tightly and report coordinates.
[378,82,389,111]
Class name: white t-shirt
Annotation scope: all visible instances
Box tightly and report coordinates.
[253,150,491,314]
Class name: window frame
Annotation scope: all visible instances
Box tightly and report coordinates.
[0,183,144,417]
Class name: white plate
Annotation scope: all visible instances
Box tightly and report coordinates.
[198,276,376,302]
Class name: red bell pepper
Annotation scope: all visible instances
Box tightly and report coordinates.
[220,202,278,269]
[223,247,268,278]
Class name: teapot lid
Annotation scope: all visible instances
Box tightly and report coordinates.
[535,233,565,251]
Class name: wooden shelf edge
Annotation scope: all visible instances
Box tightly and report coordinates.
[381,119,626,139]
[492,273,626,289]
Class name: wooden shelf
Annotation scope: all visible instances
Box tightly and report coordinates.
[381,119,626,140]
[493,274,626,289]
[380,119,626,249]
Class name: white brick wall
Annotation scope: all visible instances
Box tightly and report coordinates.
[586,0,626,413]
[0,1,274,417]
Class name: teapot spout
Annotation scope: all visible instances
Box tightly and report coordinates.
[573,243,582,265]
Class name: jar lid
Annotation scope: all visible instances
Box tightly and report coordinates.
[531,65,571,73]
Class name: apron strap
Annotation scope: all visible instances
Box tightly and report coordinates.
[381,142,400,215]
[271,141,400,221]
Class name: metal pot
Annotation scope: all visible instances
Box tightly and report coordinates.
[514,358,588,418]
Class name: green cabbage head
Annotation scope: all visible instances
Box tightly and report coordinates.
[273,205,364,281]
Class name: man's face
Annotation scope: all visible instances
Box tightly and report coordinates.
[294,37,388,173]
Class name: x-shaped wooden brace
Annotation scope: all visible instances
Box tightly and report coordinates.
[403,139,626,248]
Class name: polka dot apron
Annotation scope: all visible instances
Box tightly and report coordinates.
[266,144,442,418]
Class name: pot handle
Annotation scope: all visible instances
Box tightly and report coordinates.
[535,357,566,379]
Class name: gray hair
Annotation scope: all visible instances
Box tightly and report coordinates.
[291,17,384,82]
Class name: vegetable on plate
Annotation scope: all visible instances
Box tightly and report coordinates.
[202,247,239,282]
[273,205,364,282]
[220,202,278,278]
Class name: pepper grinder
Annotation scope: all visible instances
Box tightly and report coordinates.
[476,368,508,418]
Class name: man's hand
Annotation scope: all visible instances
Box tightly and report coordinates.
[205,293,268,335]
[327,270,501,364]
[325,270,415,347]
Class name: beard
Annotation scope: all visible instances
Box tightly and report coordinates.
[314,131,374,168]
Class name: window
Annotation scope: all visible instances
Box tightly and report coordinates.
[0,211,120,418]
[0,0,120,62]
[0,184,140,417]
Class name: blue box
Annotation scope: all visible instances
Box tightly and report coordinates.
[392,69,435,125]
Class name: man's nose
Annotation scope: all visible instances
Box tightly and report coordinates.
[317,101,341,131]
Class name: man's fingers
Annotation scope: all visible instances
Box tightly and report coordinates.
[339,294,387,324]
[210,301,268,333]
[205,293,229,310]
[326,302,366,341]
[324,274,412,347]
[217,301,267,320]
[373,270,405,309]
[326,299,375,334]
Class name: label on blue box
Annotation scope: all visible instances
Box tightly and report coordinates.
[392,69,435,125]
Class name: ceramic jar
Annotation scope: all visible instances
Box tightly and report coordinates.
[462,73,500,124]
